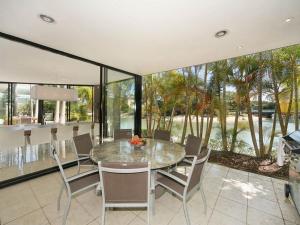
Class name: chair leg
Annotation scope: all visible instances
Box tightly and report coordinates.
[62,196,71,225]
[200,188,207,215]
[101,206,106,225]
[96,182,101,196]
[57,183,65,211]
[147,206,150,225]
[183,198,191,225]
[77,161,81,174]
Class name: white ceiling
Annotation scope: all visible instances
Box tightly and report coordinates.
[0,0,299,79]
[0,38,132,84]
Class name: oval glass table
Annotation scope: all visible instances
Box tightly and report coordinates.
[91,138,185,169]
[90,138,186,214]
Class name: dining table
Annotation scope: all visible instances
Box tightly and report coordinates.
[90,138,186,214]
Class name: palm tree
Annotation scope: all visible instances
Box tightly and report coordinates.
[232,55,260,156]
[209,60,231,151]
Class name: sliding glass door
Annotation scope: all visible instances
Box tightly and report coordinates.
[106,69,135,137]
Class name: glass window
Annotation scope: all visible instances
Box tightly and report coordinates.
[70,86,93,122]
[12,84,38,124]
[106,70,135,137]
[0,83,9,125]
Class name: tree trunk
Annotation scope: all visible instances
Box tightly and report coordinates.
[246,91,260,156]
[196,110,199,137]
[200,64,208,142]
[112,84,121,131]
[267,109,277,156]
[189,111,194,136]
[258,57,265,155]
[203,104,214,146]
[294,64,299,130]
[271,70,286,135]
[230,97,240,152]
[167,105,175,131]
[284,87,293,134]
[222,81,228,151]
[181,96,190,144]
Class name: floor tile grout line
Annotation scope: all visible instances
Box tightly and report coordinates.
[271,178,288,225]
[74,197,99,222]
[210,169,248,224]
[206,167,229,225]
[86,217,100,225]
[125,213,139,225]
[2,182,45,225]
[28,179,53,225]
[2,208,42,225]
[247,176,290,223]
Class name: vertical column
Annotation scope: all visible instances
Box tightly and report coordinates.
[134,75,142,136]
[99,66,104,142]
[7,83,11,125]
[103,68,108,137]
[93,85,100,123]
[38,100,44,124]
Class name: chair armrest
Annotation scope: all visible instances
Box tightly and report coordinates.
[67,169,99,182]
[157,170,187,186]
[182,159,193,165]
[78,155,90,160]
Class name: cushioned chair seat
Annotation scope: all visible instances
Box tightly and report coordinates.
[79,157,96,166]
[156,171,187,196]
[176,161,192,167]
[69,171,100,193]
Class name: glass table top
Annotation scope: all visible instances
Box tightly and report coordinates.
[91,138,186,170]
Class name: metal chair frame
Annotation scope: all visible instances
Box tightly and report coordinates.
[72,133,96,174]
[98,161,151,225]
[54,149,99,225]
[156,147,211,225]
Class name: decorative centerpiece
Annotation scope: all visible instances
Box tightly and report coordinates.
[129,135,146,147]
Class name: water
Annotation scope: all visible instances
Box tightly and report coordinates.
[120,115,296,156]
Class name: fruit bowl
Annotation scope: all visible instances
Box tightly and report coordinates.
[129,135,146,147]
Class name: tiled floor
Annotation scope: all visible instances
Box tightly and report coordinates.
[0,163,299,225]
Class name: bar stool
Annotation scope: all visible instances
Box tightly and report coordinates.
[29,127,52,159]
[78,123,92,136]
[54,125,75,157]
[0,129,26,164]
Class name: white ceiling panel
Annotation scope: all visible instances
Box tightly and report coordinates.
[0,38,131,84]
[0,0,299,77]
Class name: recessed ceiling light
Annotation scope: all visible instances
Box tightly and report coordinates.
[39,14,55,23]
[238,45,243,49]
[215,30,228,38]
[285,17,293,23]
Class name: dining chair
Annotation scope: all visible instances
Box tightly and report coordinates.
[177,135,201,169]
[54,148,100,225]
[156,147,211,225]
[113,128,132,140]
[73,133,96,173]
[153,129,171,141]
[98,161,151,225]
